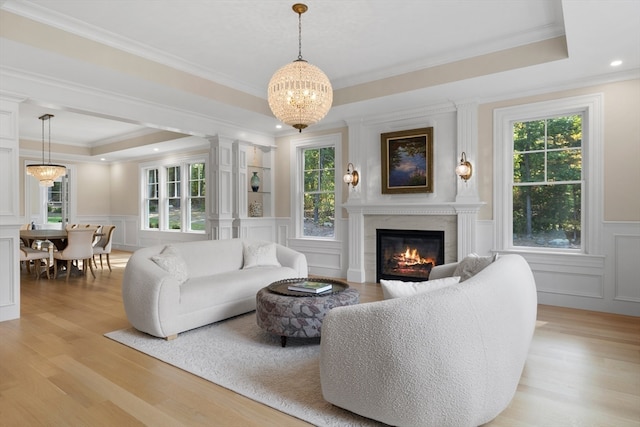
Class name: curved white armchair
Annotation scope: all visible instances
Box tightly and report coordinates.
[319,254,537,427]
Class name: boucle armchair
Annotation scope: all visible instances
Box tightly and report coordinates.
[319,254,537,427]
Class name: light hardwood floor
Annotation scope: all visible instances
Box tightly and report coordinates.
[2,250,638,426]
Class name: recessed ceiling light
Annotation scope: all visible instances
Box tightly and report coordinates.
[276,124,282,129]
[610,60,623,67]
[153,148,159,152]
[100,158,106,161]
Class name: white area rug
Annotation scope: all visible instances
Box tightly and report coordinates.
[105,313,383,427]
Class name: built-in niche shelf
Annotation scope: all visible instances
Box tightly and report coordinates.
[233,142,276,241]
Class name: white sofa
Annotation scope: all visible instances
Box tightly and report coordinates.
[122,239,307,339]
[319,254,537,427]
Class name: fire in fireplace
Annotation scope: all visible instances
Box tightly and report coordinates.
[376,229,444,282]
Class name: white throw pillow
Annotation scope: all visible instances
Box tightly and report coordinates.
[242,242,281,269]
[453,253,499,282]
[380,276,461,299]
[151,246,189,284]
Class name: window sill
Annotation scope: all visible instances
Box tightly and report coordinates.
[496,248,605,269]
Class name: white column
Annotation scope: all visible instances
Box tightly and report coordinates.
[455,101,480,203]
[346,208,365,282]
[0,95,24,321]
[456,208,478,259]
[208,135,235,239]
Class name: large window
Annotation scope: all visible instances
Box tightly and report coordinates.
[303,146,336,237]
[512,115,582,249]
[494,94,603,255]
[290,133,342,241]
[141,158,206,232]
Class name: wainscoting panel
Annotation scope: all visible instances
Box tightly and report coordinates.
[0,235,19,321]
[484,221,640,316]
[288,237,346,279]
[532,269,604,298]
[614,234,640,303]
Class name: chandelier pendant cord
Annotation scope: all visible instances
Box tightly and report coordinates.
[297,10,303,60]
[41,116,46,164]
[46,117,51,164]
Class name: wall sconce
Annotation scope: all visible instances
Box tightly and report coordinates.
[343,162,359,187]
[455,152,472,182]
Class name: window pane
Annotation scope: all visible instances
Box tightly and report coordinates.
[514,152,545,183]
[190,198,205,231]
[168,199,181,230]
[513,184,581,249]
[147,200,159,228]
[304,170,319,192]
[303,193,335,237]
[546,116,582,149]
[548,149,581,182]
[513,120,545,152]
[47,181,63,223]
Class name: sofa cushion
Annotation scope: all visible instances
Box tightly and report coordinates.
[242,241,281,269]
[380,276,461,299]
[179,266,298,314]
[454,253,498,282]
[170,240,244,278]
[151,246,189,284]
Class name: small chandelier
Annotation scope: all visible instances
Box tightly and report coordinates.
[26,114,66,187]
[267,3,333,132]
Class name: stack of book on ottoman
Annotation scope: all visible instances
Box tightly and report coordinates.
[287,280,332,294]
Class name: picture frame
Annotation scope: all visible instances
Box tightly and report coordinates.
[381,127,434,194]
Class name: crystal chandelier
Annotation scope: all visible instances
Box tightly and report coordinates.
[26,114,66,187]
[268,3,332,132]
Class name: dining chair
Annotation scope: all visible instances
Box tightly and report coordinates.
[92,225,115,271]
[91,224,103,248]
[20,245,52,279]
[53,227,98,280]
[20,223,32,247]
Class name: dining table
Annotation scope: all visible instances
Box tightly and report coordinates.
[20,228,103,279]
[20,229,69,250]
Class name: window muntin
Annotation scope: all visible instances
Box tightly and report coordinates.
[302,146,335,238]
[512,115,582,250]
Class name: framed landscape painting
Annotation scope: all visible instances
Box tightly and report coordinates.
[381,127,434,194]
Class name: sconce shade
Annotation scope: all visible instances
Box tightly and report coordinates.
[267,3,332,132]
[26,114,66,187]
[455,152,472,181]
[343,162,359,187]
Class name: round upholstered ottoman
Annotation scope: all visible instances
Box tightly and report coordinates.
[256,280,359,347]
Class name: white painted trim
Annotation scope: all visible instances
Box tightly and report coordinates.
[288,133,343,241]
[493,93,604,256]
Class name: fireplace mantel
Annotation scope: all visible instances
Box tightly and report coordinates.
[344,201,484,216]
[343,201,485,283]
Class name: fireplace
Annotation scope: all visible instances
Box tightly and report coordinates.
[376,229,445,282]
